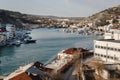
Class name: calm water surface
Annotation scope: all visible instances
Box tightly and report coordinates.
[0,28,102,75]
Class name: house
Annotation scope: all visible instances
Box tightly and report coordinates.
[58,48,78,60]
[46,48,79,73]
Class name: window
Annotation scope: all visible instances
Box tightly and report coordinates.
[95,45,102,48]
[104,55,106,58]
[101,46,103,49]
[110,48,113,50]
[101,54,103,57]
[114,48,117,51]
[103,46,106,49]
[95,53,97,56]
[98,46,100,48]
[107,47,110,50]
[97,54,100,56]
[110,56,113,59]
[95,45,97,48]
[114,57,119,60]
[107,56,110,58]
[118,49,120,51]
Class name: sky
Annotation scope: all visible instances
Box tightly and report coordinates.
[0,0,120,17]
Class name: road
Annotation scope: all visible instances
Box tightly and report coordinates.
[64,65,75,80]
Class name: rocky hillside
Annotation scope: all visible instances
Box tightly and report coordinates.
[0,9,84,28]
[81,5,120,27]
[0,10,44,28]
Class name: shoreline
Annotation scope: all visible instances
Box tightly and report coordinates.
[0,29,98,77]
[3,47,94,80]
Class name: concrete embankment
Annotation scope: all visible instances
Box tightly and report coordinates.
[0,76,5,80]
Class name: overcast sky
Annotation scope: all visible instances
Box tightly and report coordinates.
[0,0,120,17]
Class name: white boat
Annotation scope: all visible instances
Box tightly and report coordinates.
[15,40,21,46]
[24,39,36,44]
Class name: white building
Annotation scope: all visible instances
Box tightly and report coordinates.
[46,48,78,71]
[57,19,69,22]
[94,30,120,64]
[104,30,120,39]
[70,24,78,29]
[94,39,120,63]
[58,49,76,60]
[6,24,15,39]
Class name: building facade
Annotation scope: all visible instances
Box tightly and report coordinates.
[94,39,120,63]
[94,30,120,64]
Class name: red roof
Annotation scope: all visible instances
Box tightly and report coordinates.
[63,48,77,55]
[9,72,32,80]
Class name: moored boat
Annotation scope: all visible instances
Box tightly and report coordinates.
[15,40,21,46]
[24,39,36,44]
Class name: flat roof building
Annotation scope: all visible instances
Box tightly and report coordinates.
[94,30,120,69]
[94,39,120,63]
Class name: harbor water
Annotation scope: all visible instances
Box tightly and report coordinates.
[0,28,102,75]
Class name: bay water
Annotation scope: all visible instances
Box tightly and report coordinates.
[0,28,102,75]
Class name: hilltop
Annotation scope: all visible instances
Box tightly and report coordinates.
[0,9,41,28]
[81,5,120,26]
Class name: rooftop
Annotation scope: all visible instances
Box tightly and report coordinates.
[5,63,34,79]
[95,39,120,43]
[5,62,47,80]
[46,58,72,70]
[63,48,77,55]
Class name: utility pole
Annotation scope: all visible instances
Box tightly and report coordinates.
[80,50,85,80]
[75,48,84,80]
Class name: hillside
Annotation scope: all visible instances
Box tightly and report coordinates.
[0,5,120,28]
[0,9,84,28]
[81,5,120,26]
[0,9,41,28]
